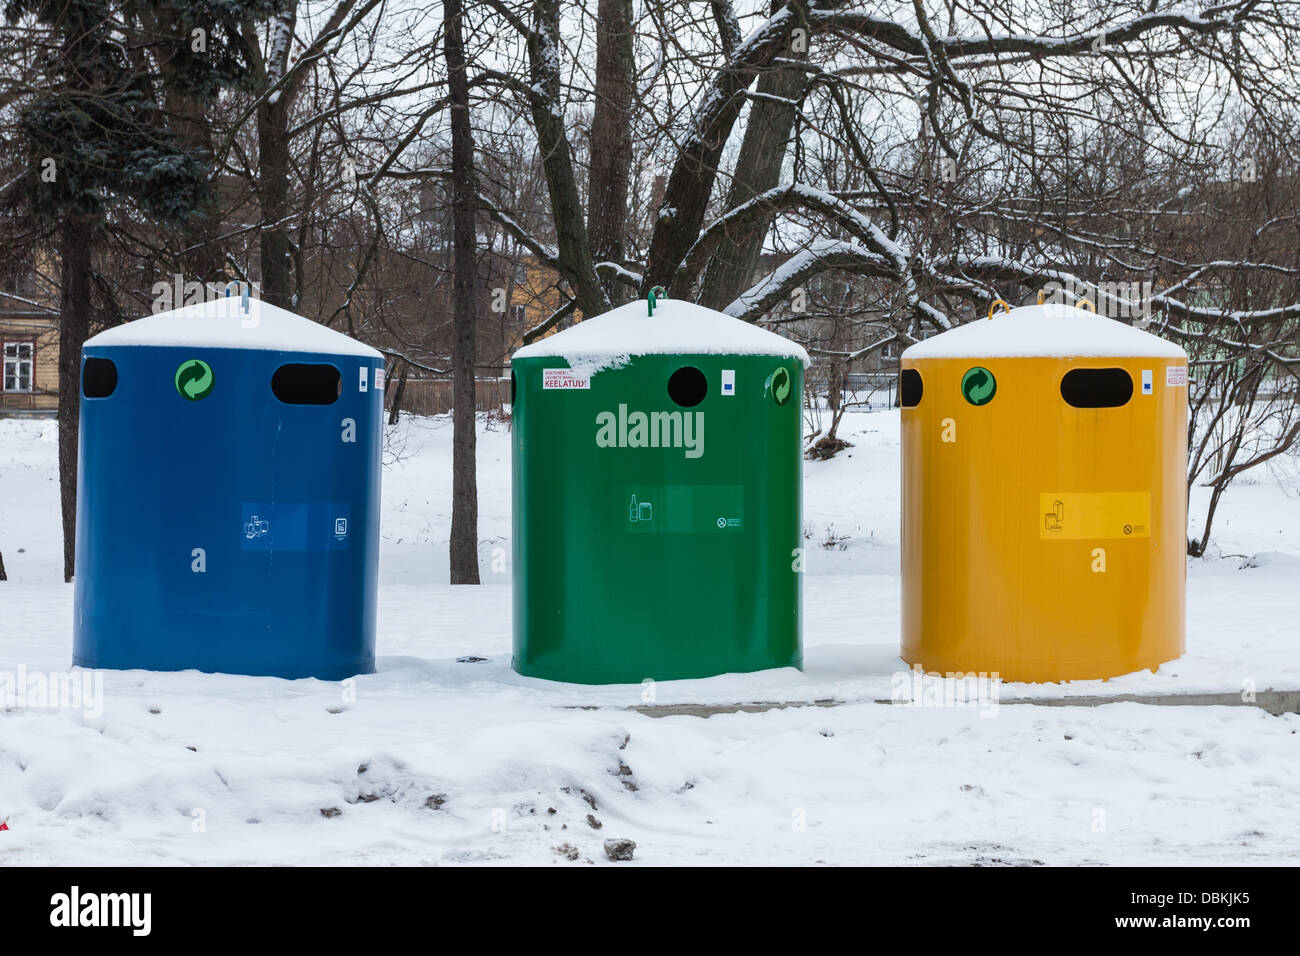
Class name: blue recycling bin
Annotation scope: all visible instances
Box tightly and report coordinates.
[72,297,384,679]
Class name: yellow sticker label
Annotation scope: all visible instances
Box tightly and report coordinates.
[1039,492,1151,539]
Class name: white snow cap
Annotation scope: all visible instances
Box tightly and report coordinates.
[512,297,810,369]
[85,297,382,358]
[903,303,1186,360]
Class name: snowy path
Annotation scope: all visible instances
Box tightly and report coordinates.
[1,413,1298,865]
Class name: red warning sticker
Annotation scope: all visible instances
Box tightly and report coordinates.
[542,369,591,390]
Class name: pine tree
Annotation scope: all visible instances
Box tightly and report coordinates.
[3,0,281,580]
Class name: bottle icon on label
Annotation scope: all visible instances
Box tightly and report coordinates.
[628,494,653,523]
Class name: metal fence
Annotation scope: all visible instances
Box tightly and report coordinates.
[826,371,899,410]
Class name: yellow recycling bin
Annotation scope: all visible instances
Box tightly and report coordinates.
[900,301,1189,682]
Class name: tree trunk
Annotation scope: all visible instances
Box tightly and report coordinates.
[154,3,224,285]
[527,0,609,320]
[446,0,480,584]
[698,21,806,310]
[387,361,409,427]
[177,100,224,285]
[641,4,802,293]
[257,95,294,308]
[58,215,93,583]
[586,0,635,305]
[1189,482,1226,558]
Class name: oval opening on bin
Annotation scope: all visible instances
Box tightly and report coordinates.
[272,363,342,405]
[82,357,118,398]
[900,368,923,407]
[667,365,707,408]
[1060,367,1133,408]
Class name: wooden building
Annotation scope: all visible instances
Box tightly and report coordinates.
[0,270,58,414]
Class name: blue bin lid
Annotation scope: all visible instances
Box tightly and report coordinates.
[85,298,382,358]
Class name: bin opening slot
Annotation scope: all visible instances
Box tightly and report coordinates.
[83,358,118,398]
[1061,368,1133,408]
[273,363,342,405]
[900,368,923,407]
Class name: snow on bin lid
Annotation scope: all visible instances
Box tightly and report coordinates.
[512,297,810,369]
[902,304,1185,360]
[85,297,382,358]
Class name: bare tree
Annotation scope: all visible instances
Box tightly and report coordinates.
[1188,351,1300,556]
[586,0,636,304]
[446,0,480,584]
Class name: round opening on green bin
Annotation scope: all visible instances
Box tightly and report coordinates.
[667,366,707,407]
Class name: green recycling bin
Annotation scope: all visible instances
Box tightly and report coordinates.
[510,296,808,684]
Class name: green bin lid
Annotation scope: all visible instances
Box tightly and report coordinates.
[513,298,810,371]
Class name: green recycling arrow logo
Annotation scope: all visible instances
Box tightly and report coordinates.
[768,366,792,406]
[175,359,215,401]
[961,366,996,406]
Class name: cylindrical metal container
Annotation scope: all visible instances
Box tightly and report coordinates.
[73,298,383,679]
[900,302,1188,682]
[511,298,808,683]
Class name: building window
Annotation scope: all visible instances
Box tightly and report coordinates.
[3,341,34,392]
[2,268,32,297]
[511,304,526,323]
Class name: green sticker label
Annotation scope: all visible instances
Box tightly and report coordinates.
[961,366,996,406]
[175,359,215,401]
[768,367,791,406]
[625,484,744,534]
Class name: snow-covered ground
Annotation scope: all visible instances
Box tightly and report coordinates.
[1,411,1297,865]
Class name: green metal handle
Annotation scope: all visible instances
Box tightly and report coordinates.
[647,286,668,316]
